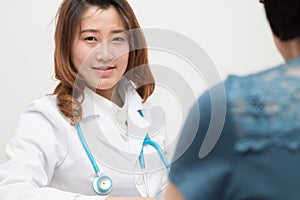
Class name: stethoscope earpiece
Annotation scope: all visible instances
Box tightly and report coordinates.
[92,175,113,195]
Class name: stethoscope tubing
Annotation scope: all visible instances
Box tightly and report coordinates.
[139,134,170,170]
[75,124,100,175]
[137,109,170,171]
[76,124,113,195]
[75,109,169,197]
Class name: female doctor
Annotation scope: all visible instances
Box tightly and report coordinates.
[0,0,169,200]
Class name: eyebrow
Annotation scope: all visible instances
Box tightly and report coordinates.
[80,29,126,34]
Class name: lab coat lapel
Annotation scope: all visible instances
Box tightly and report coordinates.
[81,86,129,149]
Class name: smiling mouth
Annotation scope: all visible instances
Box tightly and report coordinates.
[91,66,116,71]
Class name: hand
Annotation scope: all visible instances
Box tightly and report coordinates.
[75,195,154,200]
[106,197,154,200]
[164,181,184,200]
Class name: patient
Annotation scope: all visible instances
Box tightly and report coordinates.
[165,0,300,199]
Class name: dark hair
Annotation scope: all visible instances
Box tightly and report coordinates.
[264,0,300,41]
[53,0,155,125]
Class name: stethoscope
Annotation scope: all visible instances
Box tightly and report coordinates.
[137,109,170,197]
[75,109,169,196]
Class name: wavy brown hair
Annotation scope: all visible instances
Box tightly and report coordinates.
[53,0,155,125]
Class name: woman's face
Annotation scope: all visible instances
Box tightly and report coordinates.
[72,5,129,99]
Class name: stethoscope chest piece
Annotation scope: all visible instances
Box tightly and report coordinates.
[92,175,113,195]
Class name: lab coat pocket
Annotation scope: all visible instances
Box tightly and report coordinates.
[134,169,166,198]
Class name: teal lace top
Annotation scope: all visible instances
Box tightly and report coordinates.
[227,57,300,153]
[169,57,300,200]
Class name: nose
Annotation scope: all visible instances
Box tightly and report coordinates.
[95,42,114,62]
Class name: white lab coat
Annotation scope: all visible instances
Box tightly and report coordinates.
[0,78,169,200]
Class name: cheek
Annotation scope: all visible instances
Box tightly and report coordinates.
[71,44,90,71]
[119,52,129,69]
[114,43,130,67]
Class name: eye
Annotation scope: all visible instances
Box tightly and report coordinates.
[112,37,125,42]
[84,36,97,42]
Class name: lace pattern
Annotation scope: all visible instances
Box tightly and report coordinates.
[226,57,300,153]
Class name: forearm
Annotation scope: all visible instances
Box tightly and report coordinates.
[75,196,154,200]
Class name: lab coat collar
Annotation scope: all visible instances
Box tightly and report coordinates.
[80,76,143,121]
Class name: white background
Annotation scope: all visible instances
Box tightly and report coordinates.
[0,0,282,163]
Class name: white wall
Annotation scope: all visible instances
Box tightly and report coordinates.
[0,0,61,163]
[0,0,283,163]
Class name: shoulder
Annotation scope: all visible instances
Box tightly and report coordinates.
[223,64,300,153]
[224,64,285,94]
[12,95,71,166]
[15,95,72,147]
[26,95,57,113]
[21,95,70,130]
[223,66,285,121]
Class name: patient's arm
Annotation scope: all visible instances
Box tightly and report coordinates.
[164,181,184,200]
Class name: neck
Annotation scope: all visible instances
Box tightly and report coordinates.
[96,88,113,101]
[274,35,300,61]
[95,86,124,107]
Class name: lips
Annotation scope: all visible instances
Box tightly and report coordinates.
[91,66,116,71]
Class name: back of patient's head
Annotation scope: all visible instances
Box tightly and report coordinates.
[263,0,300,41]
